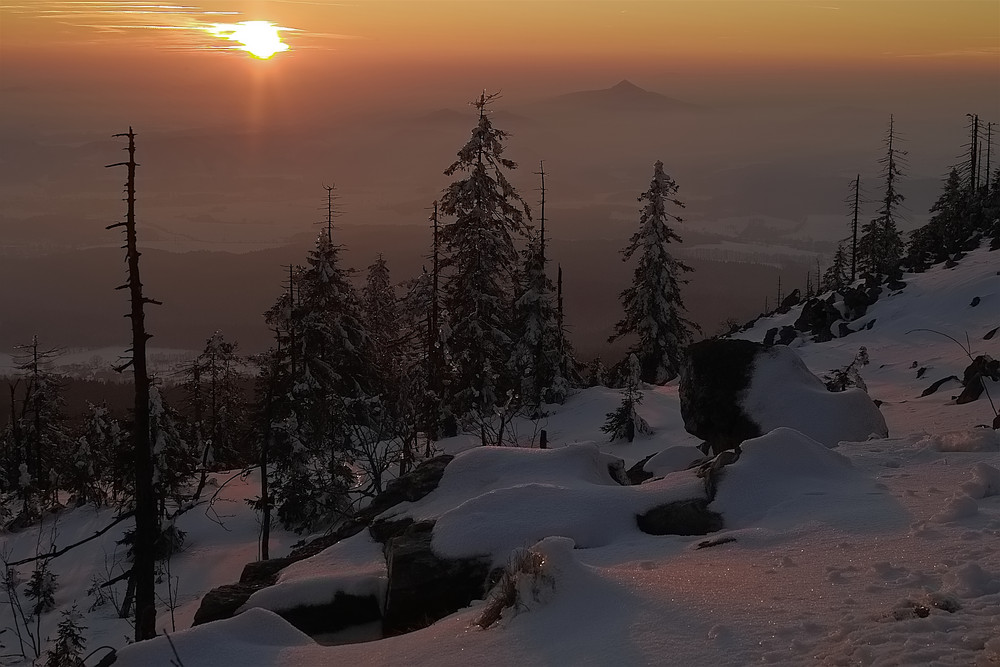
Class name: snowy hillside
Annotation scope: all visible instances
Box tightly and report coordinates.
[3,248,999,666]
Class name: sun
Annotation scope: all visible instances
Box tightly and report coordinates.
[206,21,291,59]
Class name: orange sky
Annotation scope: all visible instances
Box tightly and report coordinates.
[3,1,998,64]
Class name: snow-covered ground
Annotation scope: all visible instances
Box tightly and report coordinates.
[3,248,999,666]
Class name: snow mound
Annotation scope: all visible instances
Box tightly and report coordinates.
[711,428,905,531]
[743,345,888,447]
[385,443,704,565]
[115,608,313,667]
[240,531,387,614]
[917,428,1000,452]
[962,462,1000,499]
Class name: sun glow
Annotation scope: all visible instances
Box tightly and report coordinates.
[206,21,290,59]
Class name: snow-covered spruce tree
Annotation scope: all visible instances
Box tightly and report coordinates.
[602,354,651,443]
[181,331,247,470]
[355,254,415,494]
[610,160,697,384]
[821,242,850,292]
[258,219,372,533]
[64,402,125,507]
[439,92,530,429]
[9,337,70,507]
[857,115,906,278]
[44,605,86,667]
[510,231,560,415]
[363,254,401,395]
[907,168,971,269]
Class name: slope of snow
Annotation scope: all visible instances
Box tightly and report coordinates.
[7,248,1000,666]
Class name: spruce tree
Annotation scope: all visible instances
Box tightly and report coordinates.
[857,115,906,278]
[907,168,967,268]
[439,92,530,425]
[181,332,246,470]
[45,605,86,667]
[601,354,651,442]
[610,160,696,384]
[822,242,850,292]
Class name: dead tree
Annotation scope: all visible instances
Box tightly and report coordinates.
[106,127,160,642]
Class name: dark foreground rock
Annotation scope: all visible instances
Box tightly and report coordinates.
[680,339,887,453]
[382,521,492,636]
[636,499,723,536]
[193,454,454,630]
[679,339,763,455]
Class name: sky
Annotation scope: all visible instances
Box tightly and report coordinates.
[0,1,998,352]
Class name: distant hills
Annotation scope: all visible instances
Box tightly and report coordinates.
[537,79,702,114]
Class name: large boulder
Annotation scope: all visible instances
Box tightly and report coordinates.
[679,339,764,454]
[382,521,492,636]
[680,340,887,454]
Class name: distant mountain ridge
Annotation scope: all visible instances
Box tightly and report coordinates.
[540,79,702,113]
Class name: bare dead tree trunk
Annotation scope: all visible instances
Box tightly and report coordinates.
[106,128,160,642]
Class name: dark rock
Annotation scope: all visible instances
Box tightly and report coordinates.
[193,454,455,630]
[838,322,854,338]
[279,593,381,636]
[366,455,454,518]
[971,296,981,307]
[794,298,842,340]
[956,355,1000,405]
[839,286,874,320]
[626,454,656,485]
[865,319,876,330]
[696,536,737,549]
[763,327,779,346]
[777,326,797,345]
[777,289,801,314]
[382,521,491,637]
[887,279,907,291]
[916,367,927,379]
[920,376,959,398]
[679,339,763,455]
[636,499,723,536]
[370,516,415,545]
[193,583,270,626]
[945,259,958,268]
[607,459,629,485]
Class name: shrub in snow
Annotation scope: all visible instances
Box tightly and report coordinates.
[476,547,548,629]
[823,346,870,392]
[25,559,58,615]
[44,604,86,667]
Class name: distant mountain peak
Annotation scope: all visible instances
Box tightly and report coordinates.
[611,79,645,93]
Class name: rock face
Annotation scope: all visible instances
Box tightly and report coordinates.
[680,339,888,453]
[636,499,723,536]
[193,455,454,631]
[679,339,764,454]
[382,521,492,637]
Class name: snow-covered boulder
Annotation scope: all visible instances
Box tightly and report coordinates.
[744,345,887,447]
[680,339,887,453]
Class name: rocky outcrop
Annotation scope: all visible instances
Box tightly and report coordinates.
[679,339,764,454]
[956,355,1000,405]
[680,339,887,453]
[193,455,454,630]
[382,521,492,637]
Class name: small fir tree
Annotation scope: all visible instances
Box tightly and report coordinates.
[821,242,850,292]
[610,161,697,384]
[602,355,651,442]
[45,605,86,667]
